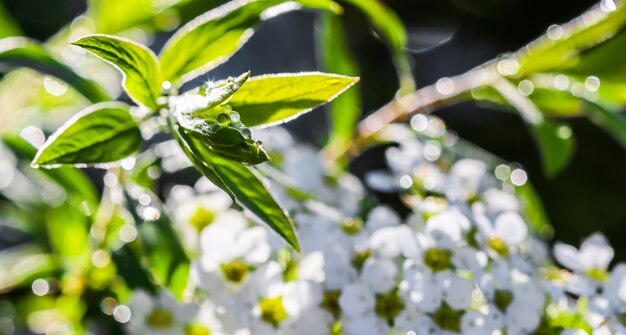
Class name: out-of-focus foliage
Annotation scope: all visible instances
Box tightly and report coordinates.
[0,38,109,103]
[465,1,626,175]
[319,13,361,157]
[0,2,21,38]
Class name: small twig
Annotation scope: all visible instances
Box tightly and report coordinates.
[341,64,500,159]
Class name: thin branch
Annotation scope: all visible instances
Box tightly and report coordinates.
[339,64,500,159]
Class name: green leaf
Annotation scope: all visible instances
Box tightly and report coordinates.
[111,245,158,294]
[492,79,574,176]
[0,246,57,292]
[532,120,575,177]
[0,37,109,103]
[559,29,626,81]
[319,13,361,155]
[123,189,189,299]
[583,100,626,149]
[72,34,162,108]
[130,151,161,191]
[159,0,282,84]
[297,0,343,13]
[228,72,359,127]
[47,204,92,269]
[516,183,553,239]
[342,0,414,93]
[159,0,340,84]
[470,84,584,118]
[171,72,270,165]
[85,0,181,34]
[171,120,300,250]
[32,102,142,167]
[525,86,584,117]
[2,136,99,205]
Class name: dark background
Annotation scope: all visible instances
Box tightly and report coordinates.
[4,0,625,259]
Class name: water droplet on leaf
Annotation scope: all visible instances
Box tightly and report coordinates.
[230,111,240,122]
[217,113,231,126]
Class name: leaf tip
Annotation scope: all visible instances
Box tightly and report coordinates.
[288,235,301,253]
[30,152,44,168]
[70,35,92,47]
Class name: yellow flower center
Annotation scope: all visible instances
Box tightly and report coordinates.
[488,237,509,257]
[375,290,404,322]
[586,268,609,282]
[185,323,211,335]
[322,291,341,317]
[341,218,363,235]
[220,260,250,283]
[352,249,372,271]
[433,303,463,332]
[494,289,513,312]
[146,309,173,329]
[189,207,215,231]
[259,297,287,326]
[424,248,453,272]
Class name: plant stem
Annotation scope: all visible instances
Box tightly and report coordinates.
[344,63,500,158]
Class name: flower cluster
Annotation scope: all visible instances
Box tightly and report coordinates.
[117,121,626,335]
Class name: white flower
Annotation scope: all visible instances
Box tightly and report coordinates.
[461,310,499,335]
[424,209,468,247]
[401,260,474,313]
[368,224,421,259]
[605,263,626,313]
[365,170,401,193]
[385,139,424,175]
[167,186,232,254]
[394,304,436,334]
[446,159,490,201]
[554,233,614,274]
[339,282,376,317]
[125,290,196,335]
[365,205,401,232]
[193,211,272,303]
[338,281,393,335]
[361,258,397,293]
[481,188,521,214]
[554,233,613,296]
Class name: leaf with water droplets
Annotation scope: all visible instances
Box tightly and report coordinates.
[170,120,299,251]
[170,72,269,165]
[170,72,249,115]
[72,34,162,108]
[227,72,359,127]
[32,102,142,167]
